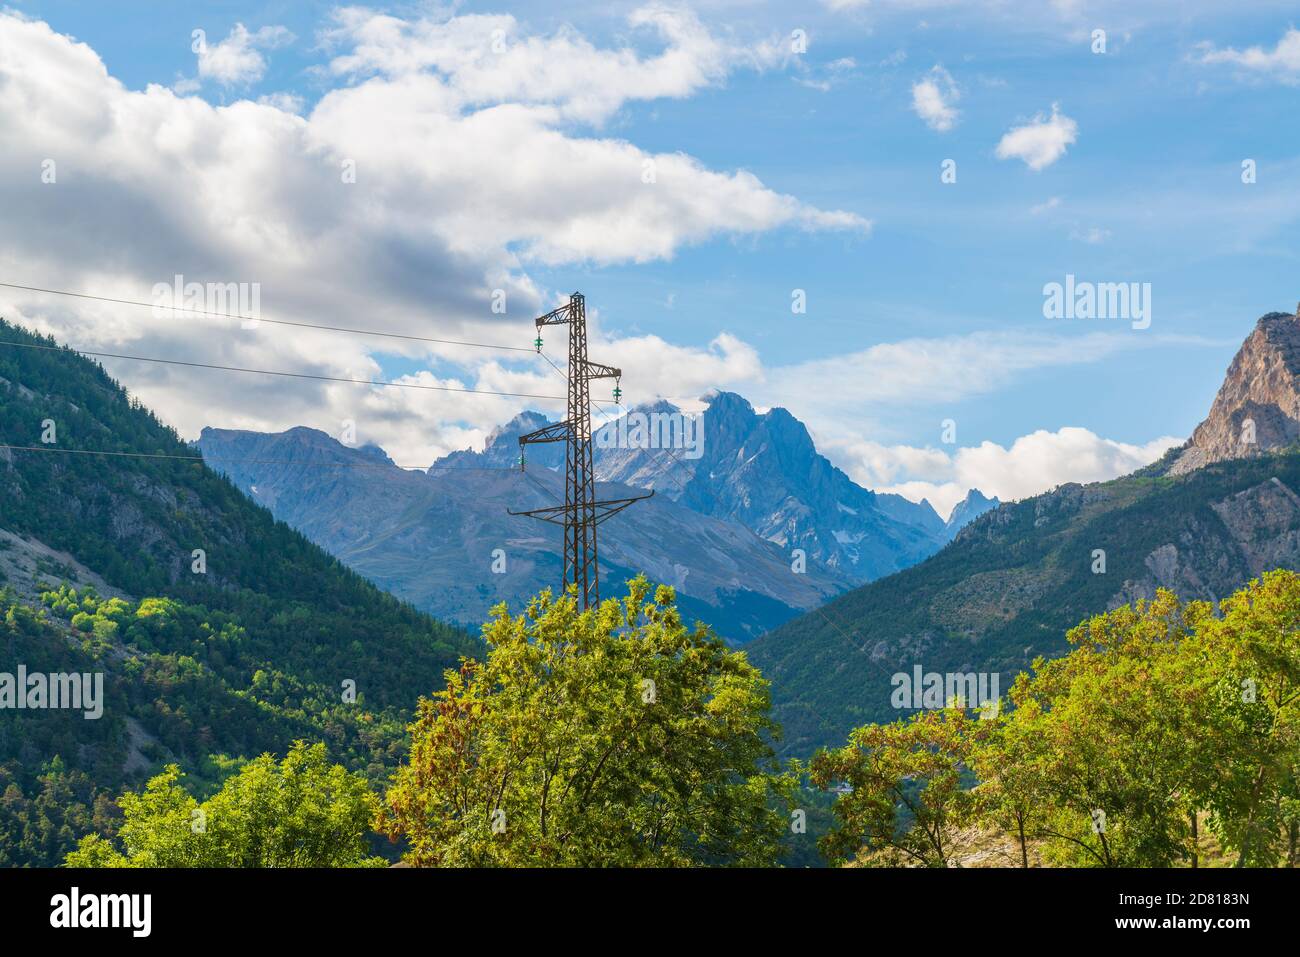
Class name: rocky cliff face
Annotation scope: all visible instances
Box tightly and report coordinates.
[588,391,951,581]
[1169,307,1300,475]
[1110,475,1300,607]
[944,489,999,540]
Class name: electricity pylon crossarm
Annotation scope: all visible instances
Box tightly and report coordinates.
[507,292,651,608]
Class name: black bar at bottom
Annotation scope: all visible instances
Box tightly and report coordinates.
[0,866,1290,943]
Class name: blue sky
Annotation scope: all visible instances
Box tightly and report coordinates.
[3,1,1299,514]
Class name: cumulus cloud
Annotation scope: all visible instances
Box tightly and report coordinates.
[835,428,1182,518]
[911,65,960,131]
[257,92,305,114]
[321,5,783,125]
[1196,27,1300,83]
[995,103,1078,170]
[196,23,294,87]
[0,10,863,467]
[756,325,1209,516]
[594,331,762,409]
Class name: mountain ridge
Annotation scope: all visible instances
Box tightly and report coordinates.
[198,390,988,640]
[749,304,1300,756]
[198,420,854,641]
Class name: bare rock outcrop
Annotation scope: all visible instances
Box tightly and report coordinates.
[1169,307,1300,475]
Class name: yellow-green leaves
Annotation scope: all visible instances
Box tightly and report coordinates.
[377,576,794,867]
[65,743,383,868]
[815,571,1300,868]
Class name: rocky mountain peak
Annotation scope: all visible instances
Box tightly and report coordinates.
[700,390,758,434]
[945,488,999,536]
[199,425,394,467]
[434,410,559,471]
[761,405,818,460]
[1169,307,1300,476]
[484,410,552,450]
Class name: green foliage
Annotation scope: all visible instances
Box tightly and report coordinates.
[0,583,419,866]
[751,454,1300,756]
[0,758,118,869]
[377,577,796,866]
[0,588,126,867]
[814,571,1300,867]
[1183,572,1300,866]
[0,322,482,865]
[810,708,988,867]
[977,590,1207,866]
[0,319,478,713]
[66,742,384,867]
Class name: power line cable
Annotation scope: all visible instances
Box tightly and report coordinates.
[0,339,566,401]
[536,346,691,494]
[0,442,518,472]
[0,280,532,353]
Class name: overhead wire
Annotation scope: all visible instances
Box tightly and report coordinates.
[535,347,693,495]
[0,280,533,353]
[0,443,516,472]
[0,339,566,401]
[0,280,695,485]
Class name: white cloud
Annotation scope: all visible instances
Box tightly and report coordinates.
[0,6,1199,503]
[911,64,960,131]
[322,5,783,125]
[754,325,1209,515]
[592,331,762,417]
[197,23,294,87]
[1197,27,1300,83]
[0,10,863,467]
[257,92,305,114]
[1030,196,1062,215]
[763,328,1150,412]
[837,428,1182,518]
[995,103,1078,170]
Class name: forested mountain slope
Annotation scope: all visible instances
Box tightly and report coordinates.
[750,451,1300,756]
[751,307,1300,758]
[0,318,478,865]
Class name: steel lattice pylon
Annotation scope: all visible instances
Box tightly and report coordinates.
[508,293,651,608]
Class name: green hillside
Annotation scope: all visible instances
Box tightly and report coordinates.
[748,448,1300,757]
[0,319,480,866]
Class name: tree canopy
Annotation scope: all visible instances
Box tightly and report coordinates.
[66,742,383,867]
[813,570,1300,868]
[376,576,796,866]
